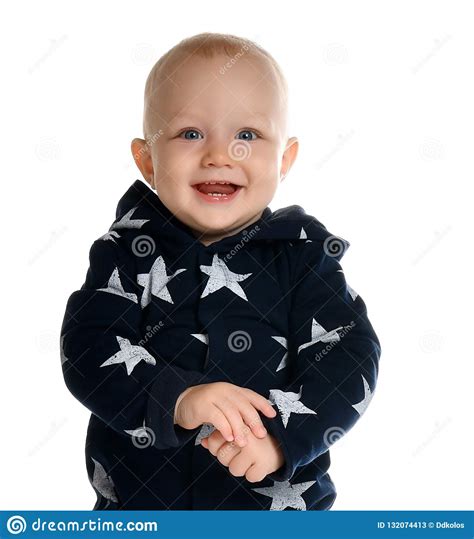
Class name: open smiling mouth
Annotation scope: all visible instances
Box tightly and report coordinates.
[192,181,243,203]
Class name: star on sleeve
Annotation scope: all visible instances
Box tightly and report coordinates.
[98,207,149,244]
[269,386,317,427]
[98,267,138,303]
[271,336,289,372]
[137,255,186,308]
[251,479,316,510]
[110,207,149,231]
[90,456,119,507]
[60,238,230,450]
[259,245,381,483]
[100,336,156,375]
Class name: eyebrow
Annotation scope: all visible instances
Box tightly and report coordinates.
[168,112,274,131]
[167,112,205,126]
[250,113,273,129]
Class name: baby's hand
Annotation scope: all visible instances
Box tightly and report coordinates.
[201,426,285,483]
[174,382,276,448]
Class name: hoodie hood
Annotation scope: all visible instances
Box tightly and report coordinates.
[108,180,350,258]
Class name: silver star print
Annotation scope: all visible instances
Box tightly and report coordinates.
[299,227,313,243]
[289,226,313,247]
[110,207,149,231]
[195,423,216,445]
[337,269,358,300]
[100,336,156,375]
[271,336,288,372]
[90,456,118,504]
[137,256,186,308]
[98,268,138,303]
[269,385,317,427]
[191,333,210,368]
[252,479,316,510]
[347,284,358,301]
[352,375,373,416]
[99,230,121,243]
[200,254,252,301]
[124,418,150,439]
[298,318,346,353]
[191,333,209,346]
[60,334,69,365]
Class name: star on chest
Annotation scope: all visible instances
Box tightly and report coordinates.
[135,253,253,307]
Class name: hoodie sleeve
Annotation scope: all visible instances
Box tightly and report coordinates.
[60,238,222,450]
[260,244,382,482]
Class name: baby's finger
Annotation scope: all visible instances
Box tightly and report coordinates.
[209,406,235,443]
[228,450,252,478]
[245,462,267,484]
[238,401,268,439]
[215,400,248,448]
[206,431,235,458]
[202,429,225,450]
[242,389,277,418]
[216,439,241,466]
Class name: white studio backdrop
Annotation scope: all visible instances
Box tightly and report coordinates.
[1,0,472,510]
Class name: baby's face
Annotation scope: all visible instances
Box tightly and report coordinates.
[132,53,298,245]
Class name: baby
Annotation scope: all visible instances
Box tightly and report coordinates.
[60,32,381,511]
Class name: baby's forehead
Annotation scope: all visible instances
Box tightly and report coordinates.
[154,53,283,101]
[144,51,287,137]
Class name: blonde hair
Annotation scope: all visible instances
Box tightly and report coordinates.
[142,32,288,140]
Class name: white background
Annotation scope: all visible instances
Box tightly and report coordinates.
[1,0,472,510]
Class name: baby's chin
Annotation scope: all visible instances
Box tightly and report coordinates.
[187,213,246,237]
[162,191,262,239]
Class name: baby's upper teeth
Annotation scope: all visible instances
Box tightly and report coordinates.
[204,181,230,185]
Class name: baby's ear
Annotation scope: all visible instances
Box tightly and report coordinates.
[280,136,299,181]
[131,137,154,186]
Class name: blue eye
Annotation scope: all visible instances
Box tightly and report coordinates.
[179,129,202,140]
[237,130,259,141]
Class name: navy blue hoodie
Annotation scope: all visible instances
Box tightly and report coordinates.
[60,179,381,510]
